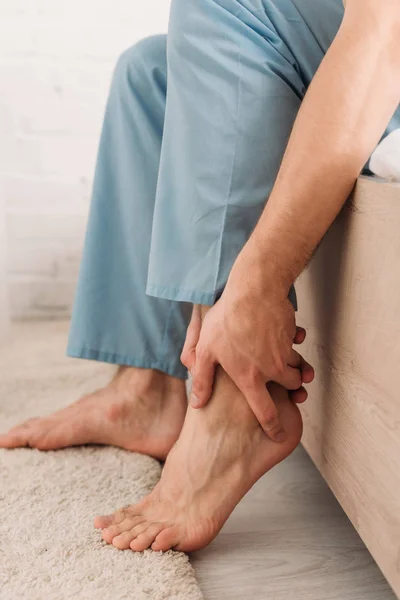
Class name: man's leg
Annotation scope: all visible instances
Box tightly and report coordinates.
[95,0,345,551]
[0,36,190,460]
[95,306,303,552]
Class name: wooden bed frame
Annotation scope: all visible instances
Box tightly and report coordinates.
[296,176,400,598]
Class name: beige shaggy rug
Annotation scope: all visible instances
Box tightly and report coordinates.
[0,321,203,600]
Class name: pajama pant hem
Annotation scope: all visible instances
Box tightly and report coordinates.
[66,345,188,380]
[146,284,215,307]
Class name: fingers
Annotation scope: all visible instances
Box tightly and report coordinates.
[276,364,303,391]
[285,349,314,403]
[298,356,315,384]
[289,386,308,404]
[190,349,216,408]
[180,307,202,372]
[294,326,306,345]
[182,305,217,408]
[288,349,302,368]
[237,376,286,442]
[288,349,314,384]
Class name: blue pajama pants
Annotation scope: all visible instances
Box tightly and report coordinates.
[67,0,400,380]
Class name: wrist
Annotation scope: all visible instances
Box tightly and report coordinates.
[227,235,293,301]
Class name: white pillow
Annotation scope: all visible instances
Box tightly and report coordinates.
[370,128,400,182]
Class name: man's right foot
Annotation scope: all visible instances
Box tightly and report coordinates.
[0,367,187,460]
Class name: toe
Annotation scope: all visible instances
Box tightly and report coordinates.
[102,516,144,543]
[112,522,148,550]
[0,419,39,448]
[0,419,60,450]
[130,523,164,552]
[94,506,137,530]
[0,432,25,448]
[151,527,180,552]
[111,530,139,550]
[94,514,114,529]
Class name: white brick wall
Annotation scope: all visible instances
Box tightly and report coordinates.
[0,0,171,320]
[0,182,9,338]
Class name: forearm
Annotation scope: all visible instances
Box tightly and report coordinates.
[242,2,400,295]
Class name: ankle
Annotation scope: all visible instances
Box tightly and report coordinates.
[197,366,260,434]
[112,366,185,400]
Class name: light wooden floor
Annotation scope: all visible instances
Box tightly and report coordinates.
[191,446,396,600]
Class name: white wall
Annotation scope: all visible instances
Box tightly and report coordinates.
[0,0,171,320]
[0,181,9,339]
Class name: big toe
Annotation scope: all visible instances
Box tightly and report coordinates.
[0,419,66,451]
[0,432,25,448]
[0,418,41,449]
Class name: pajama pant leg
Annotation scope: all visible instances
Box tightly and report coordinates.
[67,35,190,380]
[69,0,400,377]
[147,0,400,304]
[146,0,339,305]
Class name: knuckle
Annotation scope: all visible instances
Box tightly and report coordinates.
[180,348,193,369]
[274,358,286,378]
[261,408,279,427]
[265,421,282,437]
[292,349,301,363]
[196,344,210,362]
[273,354,289,375]
[290,367,302,383]
[241,367,259,389]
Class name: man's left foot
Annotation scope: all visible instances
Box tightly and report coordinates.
[94,368,303,552]
[0,367,187,460]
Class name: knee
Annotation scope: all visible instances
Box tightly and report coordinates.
[112,35,167,91]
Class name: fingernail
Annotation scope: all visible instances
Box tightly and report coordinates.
[275,431,286,443]
[190,393,201,408]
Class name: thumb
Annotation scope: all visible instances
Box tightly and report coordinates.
[190,347,216,408]
[180,308,202,372]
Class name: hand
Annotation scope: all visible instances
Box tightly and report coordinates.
[180,250,314,442]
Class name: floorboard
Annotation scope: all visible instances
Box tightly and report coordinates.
[191,446,396,600]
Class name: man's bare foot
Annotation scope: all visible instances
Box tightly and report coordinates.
[94,368,303,552]
[0,367,187,459]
